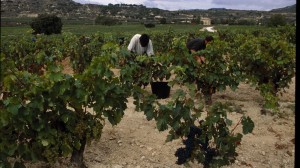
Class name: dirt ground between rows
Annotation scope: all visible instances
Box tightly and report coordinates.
[28,58,295,168]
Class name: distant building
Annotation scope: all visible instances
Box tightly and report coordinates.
[201,17,211,25]
[154,15,163,19]
[19,12,38,18]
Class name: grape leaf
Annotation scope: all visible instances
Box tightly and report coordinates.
[241,116,254,134]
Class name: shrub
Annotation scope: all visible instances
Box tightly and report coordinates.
[95,16,120,26]
[267,14,286,27]
[144,23,155,28]
[30,14,62,35]
[159,18,167,24]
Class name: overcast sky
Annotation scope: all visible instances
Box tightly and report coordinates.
[72,0,296,11]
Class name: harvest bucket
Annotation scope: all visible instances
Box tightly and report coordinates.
[150,82,170,99]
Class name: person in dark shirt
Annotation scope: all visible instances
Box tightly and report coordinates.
[186,35,214,64]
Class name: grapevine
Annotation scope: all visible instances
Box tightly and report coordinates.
[0,26,295,167]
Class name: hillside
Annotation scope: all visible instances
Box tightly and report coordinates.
[0,0,296,26]
[1,0,102,18]
[270,4,296,13]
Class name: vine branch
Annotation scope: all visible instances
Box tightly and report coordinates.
[230,117,242,134]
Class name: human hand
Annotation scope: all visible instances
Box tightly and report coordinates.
[195,55,205,64]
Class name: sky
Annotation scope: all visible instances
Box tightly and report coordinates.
[72,0,296,11]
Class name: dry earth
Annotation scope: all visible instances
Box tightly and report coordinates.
[27,58,295,168]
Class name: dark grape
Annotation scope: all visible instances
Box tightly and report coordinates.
[188,125,202,138]
[204,147,217,167]
[175,125,209,165]
[175,148,189,165]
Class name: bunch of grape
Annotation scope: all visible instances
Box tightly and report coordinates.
[175,125,216,166]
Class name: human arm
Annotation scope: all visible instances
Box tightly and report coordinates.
[191,49,205,64]
[146,40,154,56]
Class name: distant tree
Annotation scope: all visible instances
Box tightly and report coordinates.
[144,23,155,28]
[191,16,200,24]
[236,19,256,25]
[227,18,236,25]
[267,14,286,27]
[220,18,229,25]
[159,18,167,24]
[30,14,62,35]
[95,15,120,26]
[211,19,218,25]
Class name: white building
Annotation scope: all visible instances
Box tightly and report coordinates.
[201,17,211,25]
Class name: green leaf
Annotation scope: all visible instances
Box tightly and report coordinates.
[47,64,61,73]
[32,120,44,131]
[61,143,73,157]
[166,133,175,142]
[156,116,168,131]
[144,106,154,120]
[241,116,254,134]
[74,140,81,150]
[41,139,49,146]
[0,112,10,127]
[7,144,18,156]
[3,75,16,90]
[17,144,28,156]
[170,121,181,131]
[48,72,63,82]
[105,110,124,126]
[30,98,44,111]
[225,118,232,126]
[7,104,21,116]
[30,151,39,161]
[61,114,69,123]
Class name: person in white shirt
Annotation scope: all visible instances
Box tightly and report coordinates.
[127,34,154,56]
